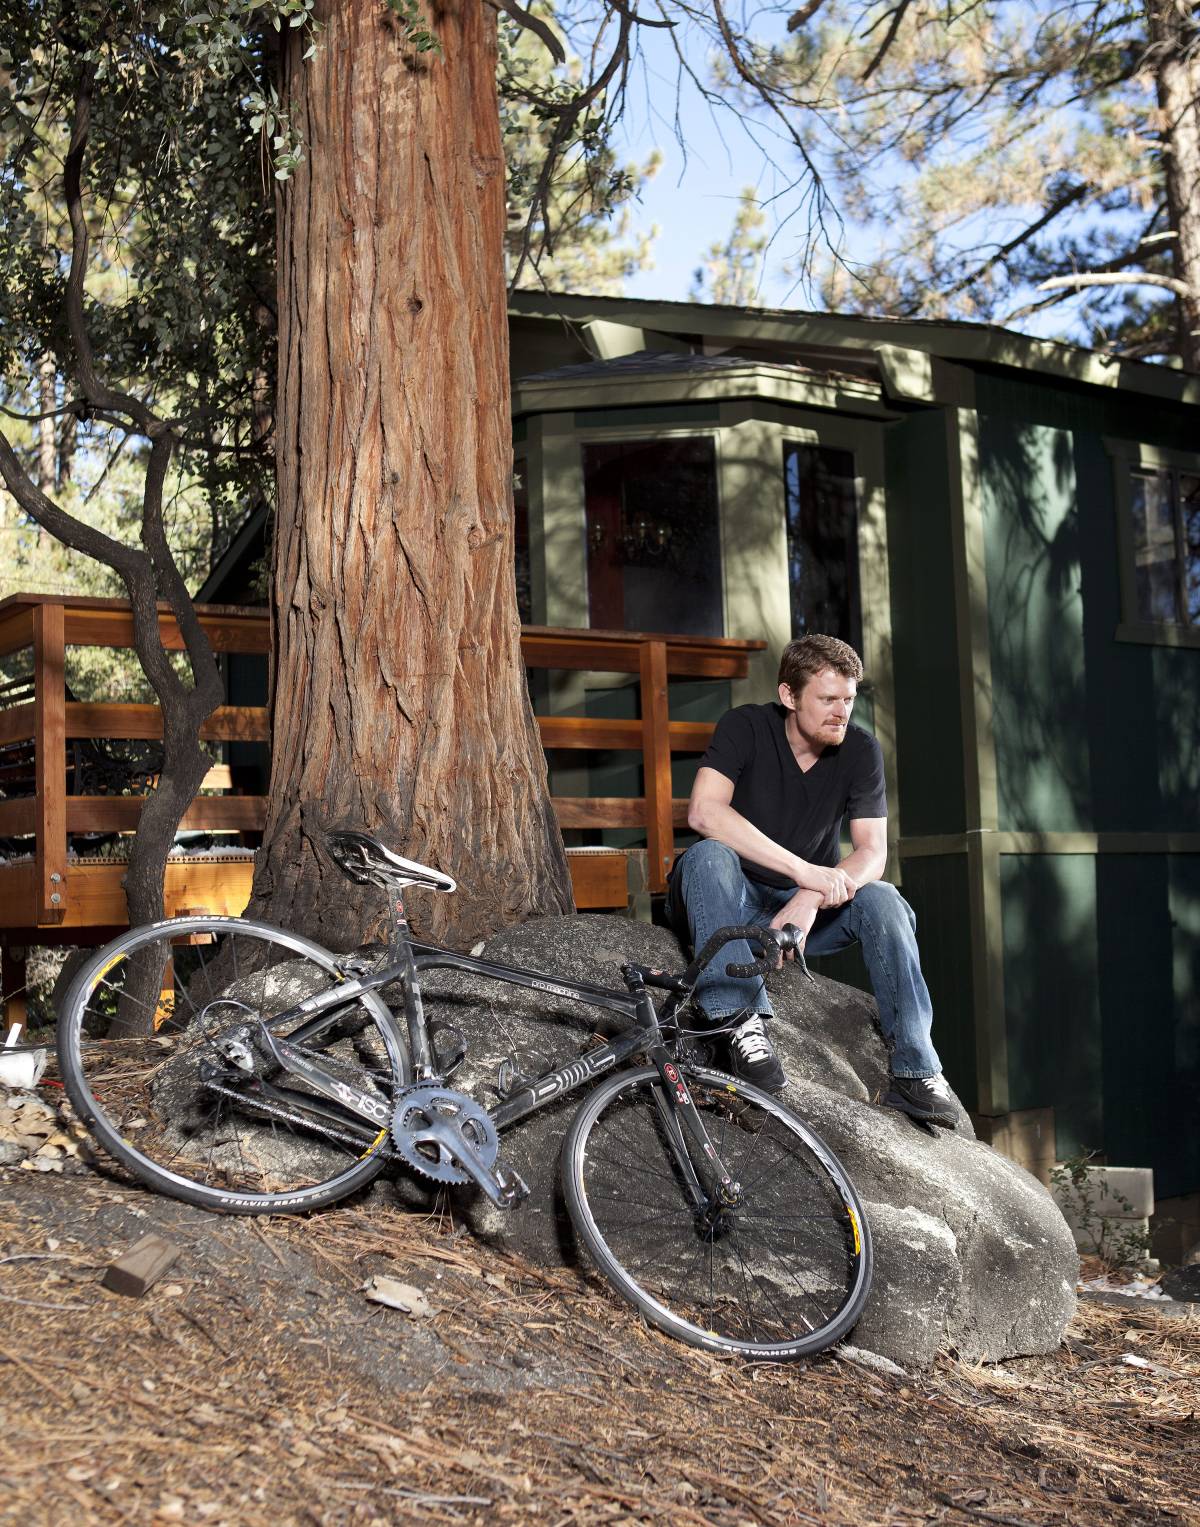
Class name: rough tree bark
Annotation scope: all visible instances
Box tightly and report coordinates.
[250,0,573,950]
[1147,0,1200,370]
[37,357,57,492]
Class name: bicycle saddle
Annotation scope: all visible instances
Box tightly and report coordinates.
[324,830,458,894]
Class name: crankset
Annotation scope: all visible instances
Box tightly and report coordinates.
[390,1083,528,1209]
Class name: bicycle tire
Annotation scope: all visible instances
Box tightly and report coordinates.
[57,915,410,1214]
[561,1064,873,1359]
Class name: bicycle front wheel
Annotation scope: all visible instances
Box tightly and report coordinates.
[562,1065,872,1359]
[57,916,410,1214]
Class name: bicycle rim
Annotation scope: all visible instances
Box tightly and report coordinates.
[562,1065,873,1359]
[57,916,410,1213]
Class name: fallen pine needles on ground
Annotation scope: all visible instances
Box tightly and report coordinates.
[0,1169,1196,1526]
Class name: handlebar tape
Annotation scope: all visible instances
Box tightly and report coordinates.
[725,923,810,978]
[676,922,808,983]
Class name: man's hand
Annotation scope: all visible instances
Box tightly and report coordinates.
[793,861,858,907]
[769,889,822,958]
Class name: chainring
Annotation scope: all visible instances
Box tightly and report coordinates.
[390,1082,499,1185]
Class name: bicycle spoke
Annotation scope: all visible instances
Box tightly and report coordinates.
[60,918,407,1211]
[565,1066,870,1358]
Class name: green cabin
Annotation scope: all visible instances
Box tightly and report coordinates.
[502,290,1200,1241]
[197,288,1199,1243]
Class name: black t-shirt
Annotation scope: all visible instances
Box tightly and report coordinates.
[699,704,887,888]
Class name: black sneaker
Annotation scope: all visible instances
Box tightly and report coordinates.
[727,1015,786,1093]
[884,1073,957,1128]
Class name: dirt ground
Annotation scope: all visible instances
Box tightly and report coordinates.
[0,1162,1197,1527]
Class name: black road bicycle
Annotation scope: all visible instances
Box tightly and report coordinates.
[57,831,873,1360]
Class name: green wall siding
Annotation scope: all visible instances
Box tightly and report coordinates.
[1000,848,1200,1196]
[1166,857,1200,1198]
[1000,853,1103,1155]
[979,414,1092,832]
[974,367,1197,450]
[899,854,979,1109]
[978,370,1200,835]
[1094,854,1199,1198]
[883,409,967,836]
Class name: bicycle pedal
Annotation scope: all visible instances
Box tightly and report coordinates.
[494,1163,530,1207]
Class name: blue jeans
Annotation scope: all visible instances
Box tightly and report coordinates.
[665,839,942,1078]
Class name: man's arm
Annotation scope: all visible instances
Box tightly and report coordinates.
[687,767,857,906]
[768,816,888,943]
[840,816,888,889]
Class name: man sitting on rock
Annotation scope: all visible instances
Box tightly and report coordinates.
[665,632,956,1127]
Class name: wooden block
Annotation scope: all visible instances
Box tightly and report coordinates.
[566,851,630,909]
[102,1233,181,1297]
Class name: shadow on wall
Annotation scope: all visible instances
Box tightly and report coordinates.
[982,419,1090,833]
[982,413,1198,1196]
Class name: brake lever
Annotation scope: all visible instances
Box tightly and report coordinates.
[769,924,817,984]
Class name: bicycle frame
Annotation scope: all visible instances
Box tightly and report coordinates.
[261,891,740,1208]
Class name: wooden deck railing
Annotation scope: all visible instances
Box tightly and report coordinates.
[0,593,765,925]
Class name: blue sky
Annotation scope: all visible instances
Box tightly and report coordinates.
[595,12,1149,348]
[608,12,809,309]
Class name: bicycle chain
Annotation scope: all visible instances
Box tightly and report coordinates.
[202,1078,393,1156]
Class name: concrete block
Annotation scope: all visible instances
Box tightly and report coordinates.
[1050,1164,1154,1221]
[1051,1165,1155,1257]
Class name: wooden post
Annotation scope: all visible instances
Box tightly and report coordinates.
[33,602,67,924]
[2,942,28,1040]
[639,639,673,894]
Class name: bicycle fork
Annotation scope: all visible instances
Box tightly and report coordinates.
[646,1046,742,1211]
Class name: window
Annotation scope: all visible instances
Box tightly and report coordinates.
[783,442,861,648]
[582,438,723,636]
[1129,466,1200,629]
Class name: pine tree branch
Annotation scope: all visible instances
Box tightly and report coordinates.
[788,0,828,32]
[482,0,566,64]
[1037,270,1193,298]
[708,0,831,226]
[507,6,635,287]
[62,64,160,437]
[860,0,914,82]
[934,183,1093,301]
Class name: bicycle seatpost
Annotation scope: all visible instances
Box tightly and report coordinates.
[385,885,409,955]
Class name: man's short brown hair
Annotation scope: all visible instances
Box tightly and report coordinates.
[778,634,864,695]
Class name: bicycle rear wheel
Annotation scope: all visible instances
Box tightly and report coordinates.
[57,916,409,1214]
[561,1064,872,1359]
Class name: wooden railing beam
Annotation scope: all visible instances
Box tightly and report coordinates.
[549,798,690,829]
[538,716,716,753]
[0,595,767,913]
[33,604,67,923]
[65,797,268,833]
[0,607,35,661]
[62,702,270,744]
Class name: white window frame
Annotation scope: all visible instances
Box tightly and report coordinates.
[1107,437,1200,650]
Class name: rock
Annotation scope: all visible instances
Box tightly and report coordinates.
[1160,1263,1200,1303]
[400,914,1077,1368]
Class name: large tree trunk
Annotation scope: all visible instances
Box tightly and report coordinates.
[251,0,573,950]
[1147,0,1200,370]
